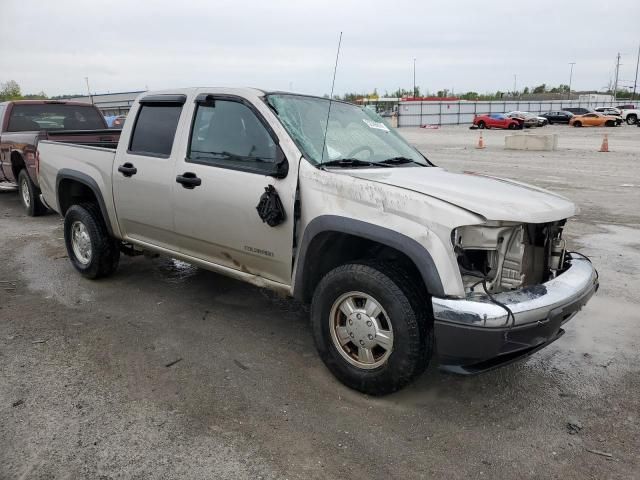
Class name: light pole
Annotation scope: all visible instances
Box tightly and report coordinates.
[568,62,576,100]
[413,58,417,98]
[633,43,639,101]
[84,77,93,105]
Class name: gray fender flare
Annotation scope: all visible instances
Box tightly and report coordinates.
[293,215,445,300]
[56,169,114,236]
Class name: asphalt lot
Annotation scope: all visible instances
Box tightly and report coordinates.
[1,124,639,479]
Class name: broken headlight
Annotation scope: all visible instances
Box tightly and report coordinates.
[452,222,567,294]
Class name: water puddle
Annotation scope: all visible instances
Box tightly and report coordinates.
[155,258,199,284]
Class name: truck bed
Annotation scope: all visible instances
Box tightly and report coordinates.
[38,140,118,218]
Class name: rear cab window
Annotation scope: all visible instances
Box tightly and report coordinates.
[7,103,106,131]
[128,95,186,157]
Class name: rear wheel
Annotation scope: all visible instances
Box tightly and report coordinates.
[477,121,485,129]
[64,204,120,279]
[311,262,432,395]
[627,114,637,125]
[18,169,46,217]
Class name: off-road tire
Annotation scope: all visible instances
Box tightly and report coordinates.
[64,203,120,279]
[18,169,46,217]
[311,261,433,395]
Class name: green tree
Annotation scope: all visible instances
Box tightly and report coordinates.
[532,84,547,94]
[0,80,22,100]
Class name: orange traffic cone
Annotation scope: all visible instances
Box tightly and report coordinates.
[476,133,485,149]
[599,134,609,152]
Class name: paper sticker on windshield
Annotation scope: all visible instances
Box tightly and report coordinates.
[362,118,390,132]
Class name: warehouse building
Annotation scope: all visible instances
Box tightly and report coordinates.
[68,91,145,116]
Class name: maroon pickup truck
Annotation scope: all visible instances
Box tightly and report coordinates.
[0,100,120,215]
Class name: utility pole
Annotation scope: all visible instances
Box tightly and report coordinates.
[632,43,640,102]
[568,62,576,100]
[513,74,517,96]
[84,77,93,105]
[613,52,621,101]
[413,58,417,98]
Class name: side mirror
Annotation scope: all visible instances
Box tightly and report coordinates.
[269,145,289,179]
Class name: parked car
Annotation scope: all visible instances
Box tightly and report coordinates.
[0,100,120,215]
[37,88,599,395]
[473,114,520,129]
[539,111,574,124]
[569,112,619,127]
[618,107,639,125]
[594,107,622,117]
[506,111,538,128]
[563,107,594,116]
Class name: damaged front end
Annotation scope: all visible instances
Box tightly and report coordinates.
[452,221,567,295]
[432,219,599,374]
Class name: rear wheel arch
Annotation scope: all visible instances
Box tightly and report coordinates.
[10,151,26,180]
[293,216,444,304]
[56,169,114,236]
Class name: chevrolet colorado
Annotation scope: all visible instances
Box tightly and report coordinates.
[37,88,599,395]
[0,100,120,215]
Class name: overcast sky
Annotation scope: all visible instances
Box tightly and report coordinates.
[1,0,638,97]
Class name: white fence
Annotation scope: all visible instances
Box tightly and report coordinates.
[397,99,631,127]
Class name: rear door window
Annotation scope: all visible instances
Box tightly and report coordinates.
[129,104,183,157]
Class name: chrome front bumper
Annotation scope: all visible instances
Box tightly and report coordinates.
[432,257,598,329]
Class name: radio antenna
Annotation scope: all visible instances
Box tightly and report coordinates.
[321,31,343,163]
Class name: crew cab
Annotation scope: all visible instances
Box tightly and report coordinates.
[0,100,120,215]
[37,88,599,395]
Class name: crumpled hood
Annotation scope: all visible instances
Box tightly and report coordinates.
[347,167,577,223]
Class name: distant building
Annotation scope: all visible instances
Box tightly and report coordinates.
[578,93,614,104]
[68,91,145,116]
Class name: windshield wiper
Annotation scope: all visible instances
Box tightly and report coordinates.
[378,156,426,166]
[317,158,392,169]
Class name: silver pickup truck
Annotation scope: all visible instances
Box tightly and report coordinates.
[38,88,598,395]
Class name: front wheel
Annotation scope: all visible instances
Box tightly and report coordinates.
[605,120,616,127]
[18,169,46,217]
[573,121,582,127]
[477,121,485,129]
[508,123,516,130]
[311,262,432,395]
[64,204,120,279]
[626,115,637,125]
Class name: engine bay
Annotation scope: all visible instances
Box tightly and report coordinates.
[453,221,567,295]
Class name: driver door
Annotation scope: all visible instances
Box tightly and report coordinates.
[172,95,296,285]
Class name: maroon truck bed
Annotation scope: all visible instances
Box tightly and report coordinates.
[0,100,121,188]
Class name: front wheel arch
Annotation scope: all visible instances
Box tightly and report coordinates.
[293,216,445,303]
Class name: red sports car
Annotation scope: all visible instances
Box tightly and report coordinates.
[473,114,521,130]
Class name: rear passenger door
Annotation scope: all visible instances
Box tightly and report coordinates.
[112,95,186,250]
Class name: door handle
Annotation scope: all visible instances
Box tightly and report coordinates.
[118,162,137,177]
[176,172,202,189]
